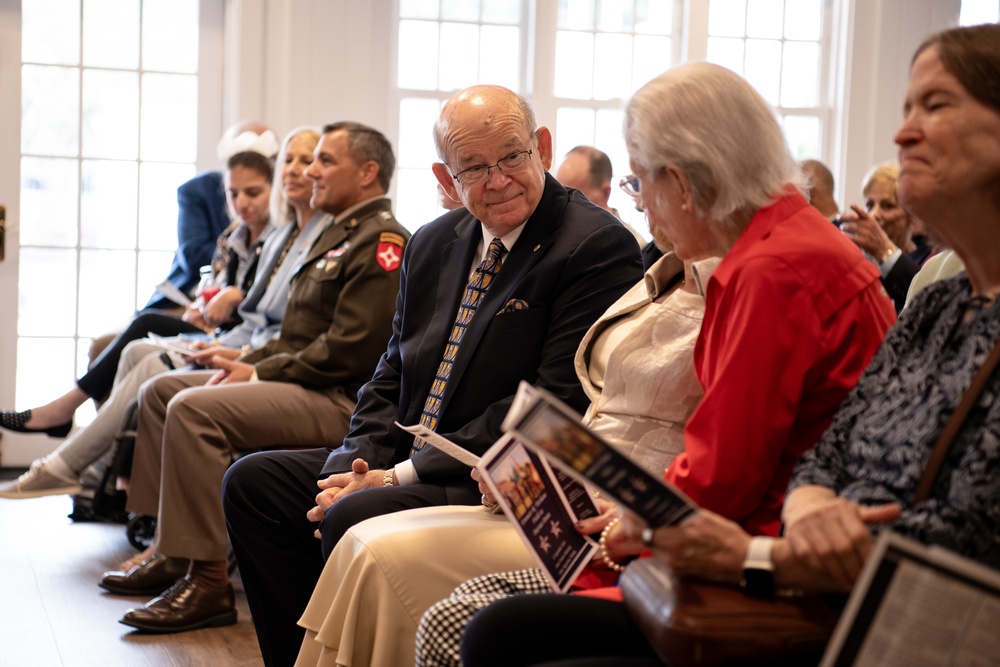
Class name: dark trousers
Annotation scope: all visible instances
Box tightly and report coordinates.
[223,448,466,667]
[461,593,662,667]
[77,311,202,398]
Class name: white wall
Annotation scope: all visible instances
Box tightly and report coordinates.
[220,0,396,158]
[832,0,959,209]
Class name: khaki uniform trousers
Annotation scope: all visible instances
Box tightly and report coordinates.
[127,369,355,561]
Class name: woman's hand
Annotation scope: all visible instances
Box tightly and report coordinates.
[470,467,496,507]
[634,511,751,584]
[574,499,646,568]
[201,286,243,329]
[783,496,900,591]
[839,204,896,261]
[182,301,210,331]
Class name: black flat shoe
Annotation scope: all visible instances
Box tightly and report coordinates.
[0,409,72,438]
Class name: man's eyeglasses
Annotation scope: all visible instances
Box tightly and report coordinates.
[619,175,641,198]
[451,150,534,187]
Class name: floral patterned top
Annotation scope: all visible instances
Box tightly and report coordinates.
[790,273,1000,569]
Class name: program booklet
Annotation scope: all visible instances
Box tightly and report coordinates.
[501,381,697,528]
[820,531,1000,667]
[395,422,599,592]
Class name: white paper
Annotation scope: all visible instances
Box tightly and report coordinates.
[155,279,193,307]
[394,421,481,467]
[146,332,198,356]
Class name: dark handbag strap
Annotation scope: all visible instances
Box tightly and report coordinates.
[914,334,1000,503]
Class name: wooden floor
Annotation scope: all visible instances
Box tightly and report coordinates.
[0,484,264,667]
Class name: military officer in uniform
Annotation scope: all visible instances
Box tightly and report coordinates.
[99,121,410,634]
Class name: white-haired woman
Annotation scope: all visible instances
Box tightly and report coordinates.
[460,23,1000,667]
[418,60,897,666]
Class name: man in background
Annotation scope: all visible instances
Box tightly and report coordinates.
[801,158,840,222]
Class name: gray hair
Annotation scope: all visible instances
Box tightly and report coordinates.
[270,127,321,228]
[624,62,802,227]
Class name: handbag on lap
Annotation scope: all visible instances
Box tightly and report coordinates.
[620,334,1000,667]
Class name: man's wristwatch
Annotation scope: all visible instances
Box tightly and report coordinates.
[740,536,776,598]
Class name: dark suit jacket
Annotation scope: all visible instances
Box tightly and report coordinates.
[145,171,230,310]
[320,175,643,500]
[241,198,410,398]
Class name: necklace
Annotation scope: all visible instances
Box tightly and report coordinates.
[266,224,301,289]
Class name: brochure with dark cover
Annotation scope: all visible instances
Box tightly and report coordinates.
[502,381,697,528]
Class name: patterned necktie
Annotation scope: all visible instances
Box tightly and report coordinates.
[411,237,506,455]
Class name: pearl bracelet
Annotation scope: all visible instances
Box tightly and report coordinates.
[598,516,626,572]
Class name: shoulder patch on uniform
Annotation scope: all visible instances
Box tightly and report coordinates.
[379,232,406,246]
[376,233,404,272]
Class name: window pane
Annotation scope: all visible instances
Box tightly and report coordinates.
[136,250,175,310]
[780,41,819,107]
[142,0,199,73]
[558,0,595,30]
[398,21,440,89]
[20,157,79,246]
[18,248,78,336]
[632,35,671,91]
[597,0,632,32]
[554,107,596,160]
[138,162,195,251]
[78,250,137,337]
[707,36,745,75]
[594,33,632,100]
[746,0,783,39]
[140,73,197,162]
[960,0,1000,25]
[395,168,442,232]
[440,22,480,91]
[554,32,595,99]
[744,39,782,106]
[22,0,80,65]
[17,338,77,410]
[783,115,821,160]
[81,160,138,249]
[708,0,746,37]
[399,98,443,168]
[401,0,440,19]
[479,25,520,91]
[441,0,479,21]
[22,65,80,157]
[635,0,673,34]
[784,0,821,41]
[83,0,139,68]
[83,69,139,159]
[481,0,520,24]
[594,108,627,175]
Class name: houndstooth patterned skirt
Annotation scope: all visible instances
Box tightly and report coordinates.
[415,568,552,667]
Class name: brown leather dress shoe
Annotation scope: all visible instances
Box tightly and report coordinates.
[119,576,236,633]
[99,553,188,596]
